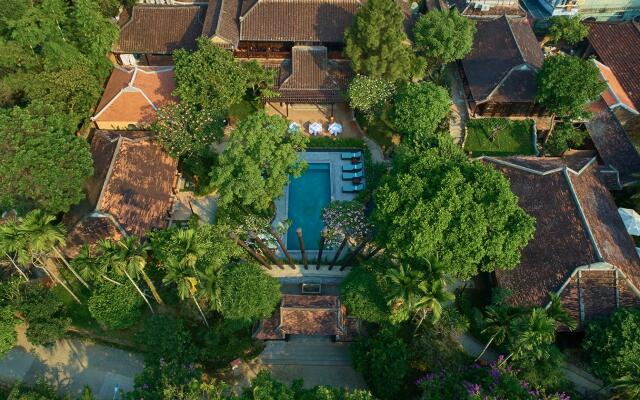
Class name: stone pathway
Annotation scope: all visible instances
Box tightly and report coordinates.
[0,325,143,399]
[447,64,469,145]
[362,136,385,164]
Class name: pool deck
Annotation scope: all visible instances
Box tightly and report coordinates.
[273,151,361,260]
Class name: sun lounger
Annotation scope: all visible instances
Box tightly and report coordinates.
[341,151,362,160]
[342,163,363,172]
[342,183,364,193]
[342,171,364,180]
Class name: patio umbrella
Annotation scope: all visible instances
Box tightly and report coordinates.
[309,122,323,135]
[618,208,640,236]
[288,122,301,133]
[328,122,343,136]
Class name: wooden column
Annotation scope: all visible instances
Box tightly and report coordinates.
[340,240,368,271]
[329,237,348,270]
[230,234,272,269]
[316,228,328,270]
[272,228,295,269]
[251,231,284,270]
[297,228,308,270]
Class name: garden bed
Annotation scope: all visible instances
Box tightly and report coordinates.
[464,118,536,156]
[355,111,394,151]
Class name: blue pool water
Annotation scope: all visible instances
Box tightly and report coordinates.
[287,163,331,250]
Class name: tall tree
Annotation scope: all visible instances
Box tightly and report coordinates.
[475,305,522,361]
[536,55,606,119]
[413,9,476,65]
[71,0,118,79]
[0,103,93,213]
[506,308,556,364]
[344,0,424,81]
[388,82,451,140]
[546,16,589,46]
[211,111,308,212]
[372,139,535,279]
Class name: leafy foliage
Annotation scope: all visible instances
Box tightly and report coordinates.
[547,16,589,45]
[211,111,308,211]
[0,104,93,213]
[87,281,143,330]
[413,9,476,65]
[351,327,409,399]
[389,82,451,140]
[372,140,535,279]
[0,306,17,358]
[347,75,395,116]
[344,0,425,81]
[543,122,587,156]
[340,264,389,323]
[536,55,606,119]
[583,308,640,384]
[220,262,281,326]
[153,102,225,158]
[16,283,69,346]
[322,200,371,246]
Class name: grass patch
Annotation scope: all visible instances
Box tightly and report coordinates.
[307,136,364,149]
[464,118,535,156]
[355,111,394,151]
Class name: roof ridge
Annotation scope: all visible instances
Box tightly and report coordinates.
[504,15,527,65]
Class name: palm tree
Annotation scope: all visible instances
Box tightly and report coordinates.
[385,263,425,323]
[162,257,209,326]
[611,363,640,400]
[19,210,89,289]
[198,264,226,314]
[475,305,522,362]
[72,245,123,286]
[413,278,454,329]
[97,238,155,313]
[170,228,205,271]
[504,307,556,365]
[0,218,30,281]
[546,293,577,331]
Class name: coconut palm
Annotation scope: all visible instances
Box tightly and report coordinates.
[72,245,123,286]
[475,305,522,362]
[171,228,206,271]
[505,307,556,364]
[0,218,29,281]
[96,238,155,313]
[611,363,640,400]
[546,292,577,331]
[198,264,226,313]
[162,256,209,326]
[19,210,89,289]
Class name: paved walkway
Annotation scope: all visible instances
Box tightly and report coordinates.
[0,325,143,399]
[447,64,469,145]
[363,136,385,164]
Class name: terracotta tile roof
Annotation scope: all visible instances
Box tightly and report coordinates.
[94,132,178,238]
[203,0,242,47]
[265,46,352,103]
[93,66,177,127]
[586,99,640,186]
[594,60,638,114]
[585,21,640,110]
[484,156,640,327]
[113,5,205,54]
[462,16,543,103]
[64,216,124,258]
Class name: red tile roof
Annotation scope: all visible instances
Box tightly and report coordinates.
[585,21,640,110]
[594,60,638,114]
[114,5,205,54]
[462,16,543,104]
[64,216,124,258]
[484,157,640,327]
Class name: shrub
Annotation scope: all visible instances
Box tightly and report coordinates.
[583,308,640,383]
[351,327,409,399]
[16,284,69,346]
[543,123,587,156]
[307,136,365,149]
[220,262,281,326]
[88,282,143,330]
[135,314,197,364]
[340,266,389,323]
[0,306,17,358]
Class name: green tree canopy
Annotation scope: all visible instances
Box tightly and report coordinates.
[16,283,70,346]
[0,104,93,213]
[372,139,535,279]
[88,282,143,330]
[174,37,272,116]
[536,55,606,119]
[389,82,451,139]
[547,16,589,45]
[346,74,396,116]
[220,262,281,326]
[340,263,389,323]
[413,9,476,65]
[543,121,587,156]
[211,111,308,212]
[344,0,424,81]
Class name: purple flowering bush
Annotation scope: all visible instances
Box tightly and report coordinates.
[418,356,572,400]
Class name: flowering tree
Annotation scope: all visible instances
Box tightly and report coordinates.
[347,75,395,117]
[321,200,371,247]
[153,103,225,158]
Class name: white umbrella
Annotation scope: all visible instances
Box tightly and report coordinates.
[309,122,323,136]
[618,208,640,236]
[328,122,343,136]
[288,122,301,133]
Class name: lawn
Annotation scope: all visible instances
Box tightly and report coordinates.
[355,111,394,151]
[463,118,536,156]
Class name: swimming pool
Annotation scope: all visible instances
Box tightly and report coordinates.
[286,163,331,250]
